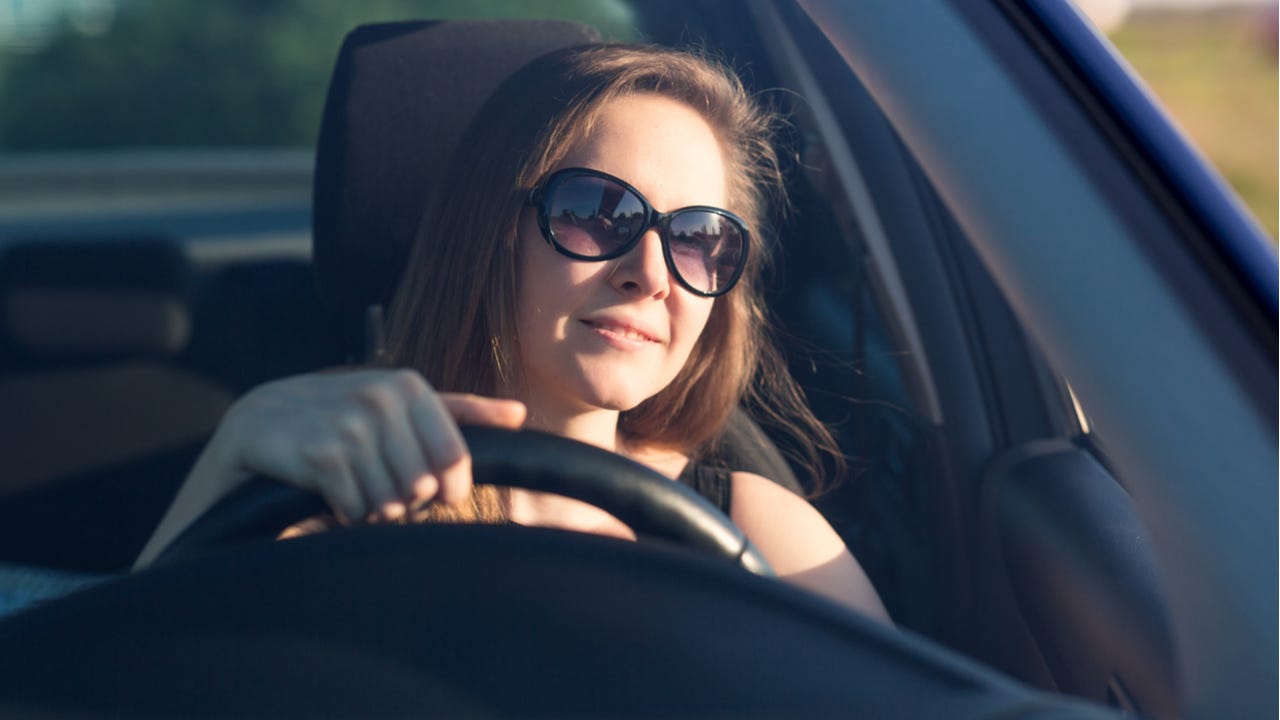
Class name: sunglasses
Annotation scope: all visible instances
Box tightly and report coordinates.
[526,167,750,297]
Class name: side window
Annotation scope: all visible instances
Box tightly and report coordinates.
[747,1,945,634]
[761,127,937,635]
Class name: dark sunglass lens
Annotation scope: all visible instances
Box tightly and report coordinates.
[667,211,745,294]
[546,175,644,257]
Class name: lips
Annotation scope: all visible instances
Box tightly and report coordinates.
[580,316,663,344]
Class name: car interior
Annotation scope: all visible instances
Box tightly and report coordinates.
[0,2,1214,717]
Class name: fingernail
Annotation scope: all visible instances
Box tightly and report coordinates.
[414,474,439,499]
[383,501,406,520]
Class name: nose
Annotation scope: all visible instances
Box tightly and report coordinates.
[609,229,671,299]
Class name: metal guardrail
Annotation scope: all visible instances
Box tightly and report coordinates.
[0,149,314,221]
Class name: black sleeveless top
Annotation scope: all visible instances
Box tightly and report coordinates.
[677,462,733,515]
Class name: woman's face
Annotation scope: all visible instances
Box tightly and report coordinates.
[515,92,727,419]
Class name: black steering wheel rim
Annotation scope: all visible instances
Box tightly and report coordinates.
[153,426,773,575]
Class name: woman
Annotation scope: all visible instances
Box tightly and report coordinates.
[136,44,890,624]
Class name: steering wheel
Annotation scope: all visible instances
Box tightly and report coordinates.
[2,436,1102,718]
[152,426,773,575]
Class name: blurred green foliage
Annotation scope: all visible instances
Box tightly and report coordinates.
[1110,8,1278,241]
[5,1,1273,244]
[0,0,637,150]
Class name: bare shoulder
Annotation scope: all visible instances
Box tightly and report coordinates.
[728,471,847,564]
[730,471,893,625]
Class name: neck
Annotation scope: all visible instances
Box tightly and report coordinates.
[512,372,626,451]
[504,394,637,538]
[522,403,622,452]
[503,388,689,535]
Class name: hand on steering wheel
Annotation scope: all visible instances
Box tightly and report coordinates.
[154,426,774,575]
[203,369,526,524]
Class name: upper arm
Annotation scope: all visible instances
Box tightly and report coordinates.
[730,471,892,625]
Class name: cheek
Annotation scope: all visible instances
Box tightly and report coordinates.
[515,218,567,318]
[517,242,598,313]
[515,216,546,300]
[515,223,610,339]
[673,297,716,357]
[514,232,557,357]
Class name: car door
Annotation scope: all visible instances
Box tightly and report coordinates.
[773,0,1274,712]
[741,0,1275,717]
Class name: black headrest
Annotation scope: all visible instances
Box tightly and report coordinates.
[0,238,191,361]
[312,20,602,331]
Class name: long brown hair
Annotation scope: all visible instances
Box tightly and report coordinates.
[386,44,841,519]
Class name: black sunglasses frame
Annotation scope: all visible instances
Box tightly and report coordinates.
[525,167,750,298]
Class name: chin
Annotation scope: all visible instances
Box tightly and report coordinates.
[572,375,664,413]
[579,385,650,413]
[568,361,677,413]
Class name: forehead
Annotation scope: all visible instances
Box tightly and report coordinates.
[554,93,729,211]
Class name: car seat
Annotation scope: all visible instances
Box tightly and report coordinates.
[0,237,235,570]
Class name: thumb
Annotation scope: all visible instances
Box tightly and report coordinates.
[441,394,527,429]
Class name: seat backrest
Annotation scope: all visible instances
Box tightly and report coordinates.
[0,237,235,570]
[0,237,233,493]
[312,20,602,351]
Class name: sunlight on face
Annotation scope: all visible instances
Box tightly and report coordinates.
[515,93,728,422]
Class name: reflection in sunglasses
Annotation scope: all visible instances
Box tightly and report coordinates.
[528,167,749,297]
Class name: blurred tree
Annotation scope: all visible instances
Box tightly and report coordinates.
[1110,6,1278,241]
[0,0,636,151]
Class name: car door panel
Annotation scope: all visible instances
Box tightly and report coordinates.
[978,439,1178,717]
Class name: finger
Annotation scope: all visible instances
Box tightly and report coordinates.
[433,395,525,505]
[347,446,406,521]
[376,405,432,503]
[299,441,366,523]
[406,390,473,506]
[348,374,428,514]
[410,472,439,505]
[441,395,527,429]
[333,415,404,520]
[433,453,471,507]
